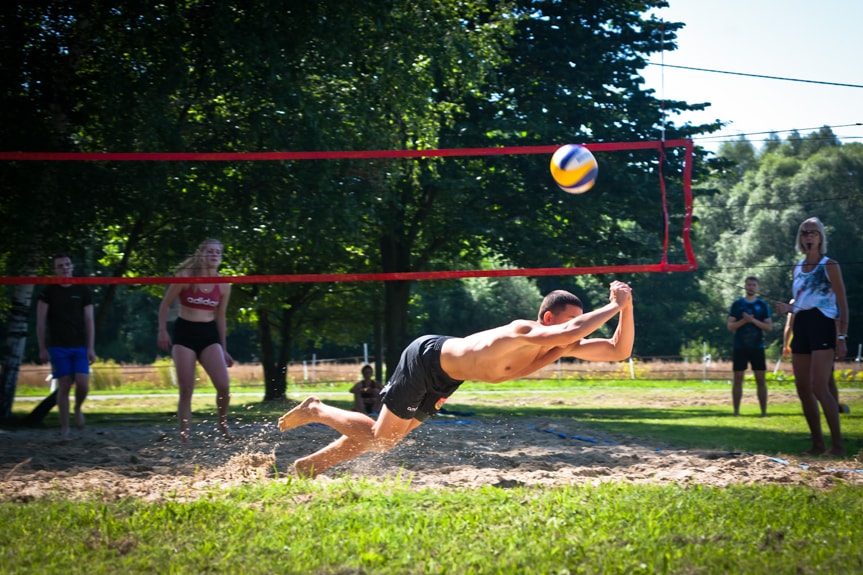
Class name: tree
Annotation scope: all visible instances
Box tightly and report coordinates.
[695,128,863,356]
[332,0,721,372]
[2,0,727,401]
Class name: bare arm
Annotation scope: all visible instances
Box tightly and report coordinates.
[783,312,794,358]
[84,303,96,363]
[827,259,849,358]
[157,283,184,352]
[516,282,631,348]
[728,312,772,333]
[727,315,742,332]
[728,314,772,332]
[776,301,794,315]
[752,315,772,332]
[217,284,233,366]
[566,298,634,362]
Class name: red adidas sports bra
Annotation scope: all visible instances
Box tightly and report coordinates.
[179,284,221,310]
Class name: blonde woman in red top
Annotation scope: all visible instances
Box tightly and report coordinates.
[158,239,233,443]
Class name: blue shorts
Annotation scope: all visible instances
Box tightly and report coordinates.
[380,335,464,422]
[48,346,90,379]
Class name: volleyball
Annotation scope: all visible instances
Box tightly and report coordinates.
[550,144,598,194]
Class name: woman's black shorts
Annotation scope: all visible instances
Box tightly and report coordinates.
[791,308,836,354]
[172,317,220,356]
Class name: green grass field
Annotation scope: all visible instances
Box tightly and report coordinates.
[2,379,862,574]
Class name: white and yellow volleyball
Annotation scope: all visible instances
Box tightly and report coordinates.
[550,144,598,194]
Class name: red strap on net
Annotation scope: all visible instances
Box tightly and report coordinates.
[0,139,695,285]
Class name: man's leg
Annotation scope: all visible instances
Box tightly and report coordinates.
[56,375,74,438]
[280,398,420,477]
[732,371,744,415]
[754,370,767,416]
[73,373,89,429]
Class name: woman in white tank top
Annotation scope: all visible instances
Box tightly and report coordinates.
[776,217,848,457]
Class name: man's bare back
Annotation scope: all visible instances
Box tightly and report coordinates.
[439,322,573,382]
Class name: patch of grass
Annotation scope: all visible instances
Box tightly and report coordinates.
[4,381,863,573]
[1,480,862,574]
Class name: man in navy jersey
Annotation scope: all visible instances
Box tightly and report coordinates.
[727,276,772,416]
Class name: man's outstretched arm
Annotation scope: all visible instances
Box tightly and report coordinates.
[519,282,631,348]
[565,297,634,362]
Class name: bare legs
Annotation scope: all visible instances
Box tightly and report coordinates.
[173,345,196,443]
[199,344,232,439]
[278,397,421,477]
[793,349,844,456]
[754,370,767,416]
[732,370,767,416]
[731,371,744,416]
[56,373,89,438]
[173,343,232,443]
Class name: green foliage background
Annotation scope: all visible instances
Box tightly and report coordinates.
[2,1,860,394]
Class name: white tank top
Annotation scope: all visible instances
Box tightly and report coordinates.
[792,256,838,318]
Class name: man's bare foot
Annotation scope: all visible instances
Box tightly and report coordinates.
[219,422,234,442]
[294,457,317,478]
[825,447,846,458]
[75,410,85,429]
[278,396,320,431]
[800,446,826,456]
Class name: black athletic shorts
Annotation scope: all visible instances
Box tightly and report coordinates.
[380,335,464,422]
[732,348,766,372]
[791,308,836,354]
[172,317,220,356]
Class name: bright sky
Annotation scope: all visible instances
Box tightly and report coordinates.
[642,0,863,153]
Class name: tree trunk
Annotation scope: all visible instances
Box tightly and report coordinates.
[275,310,292,397]
[259,309,279,401]
[383,279,411,377]
[0,282,36,420]
[374,294,385,383]
[380,230,414,377]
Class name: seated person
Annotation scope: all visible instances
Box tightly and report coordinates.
[350,364,382,414]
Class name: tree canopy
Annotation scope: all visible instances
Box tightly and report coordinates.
[2,0,734,407]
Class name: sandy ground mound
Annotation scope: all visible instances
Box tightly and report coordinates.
[2,412,861,502]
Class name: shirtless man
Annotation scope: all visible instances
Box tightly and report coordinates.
[279,281,634,477]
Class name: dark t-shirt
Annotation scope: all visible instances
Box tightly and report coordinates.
[38,284,93,347]
[729,297,770,350]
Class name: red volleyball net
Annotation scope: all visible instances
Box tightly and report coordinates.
[0,138,695,286]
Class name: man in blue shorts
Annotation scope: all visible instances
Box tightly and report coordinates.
[279,281,634,477]
[36,253,96,437]
[727,276,772,416]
